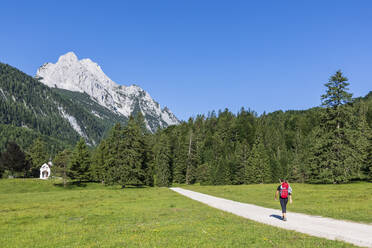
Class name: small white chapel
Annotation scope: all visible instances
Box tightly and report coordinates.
[40,161,52,179]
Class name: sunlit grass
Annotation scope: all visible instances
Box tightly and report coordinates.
[0,179,357,247]
[183,182,372,223]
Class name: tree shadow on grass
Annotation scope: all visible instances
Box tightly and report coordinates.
[106,184,148,190]
[270,214,283,220]
[123,185,146,189]
[53,181,87,189]
[53,181,150,190]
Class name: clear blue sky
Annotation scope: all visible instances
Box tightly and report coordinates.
[1,1,372,120]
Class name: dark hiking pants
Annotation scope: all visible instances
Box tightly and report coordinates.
[280,197,288,213]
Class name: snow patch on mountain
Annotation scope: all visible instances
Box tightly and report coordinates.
[0,88,6,99]
[91,110,102,119]
[36,52,179,132]
[58,107,87,139]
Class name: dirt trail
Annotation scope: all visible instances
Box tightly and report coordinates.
[170,187,372,248]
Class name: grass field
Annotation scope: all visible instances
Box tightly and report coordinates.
[0,179,357,247]
[183,182,372,223]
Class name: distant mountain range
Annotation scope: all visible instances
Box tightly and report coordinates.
[0,52,179,150]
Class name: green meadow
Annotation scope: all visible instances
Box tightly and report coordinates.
[183,183,372,223]
[0,179,357,248]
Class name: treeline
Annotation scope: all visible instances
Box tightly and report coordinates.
[153,71,372,184]
[0,114,156,188]
[0,138,58,178]
[1,70,372,185]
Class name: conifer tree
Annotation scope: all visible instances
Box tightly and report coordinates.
[0,166,3,179]
[135,112,155,186]
[234,108,256,145]
[368,145,372,181]
[288,129,306,182]
[118,116,146,186]
[209,157,230,185]
[204,132,225,185]
[142,134,155,186]
[103,123,123,185]
[196,162,211,185]
[367,105,372,181]
[28,138,49,177]
[234,141,249,184]
[68,138,91,182]
[172,124,189,183]
[321,70,353,108]
[245,136,271,184]
[90,141,105,183]
[134,112,148,135]
[308,70,355,183]
[185,127,198,184]
[104,117,147,187]
[352,103,372,180]
[154,133,172,187]
[0,142,28,177]
[0,160,3,178]
[53,149,71,187]
[102,120,151,187]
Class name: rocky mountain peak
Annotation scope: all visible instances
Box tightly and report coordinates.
[57,51,78,63]
[36,52,179,132]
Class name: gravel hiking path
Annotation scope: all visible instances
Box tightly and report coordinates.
[171,187,372,248]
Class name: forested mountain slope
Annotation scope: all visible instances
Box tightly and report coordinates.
[0,62,110,151]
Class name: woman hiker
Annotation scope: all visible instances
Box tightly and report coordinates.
[275,179,292,221]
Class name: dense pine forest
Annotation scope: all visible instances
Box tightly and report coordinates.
[1,70,371,184]
[150,72,372,184]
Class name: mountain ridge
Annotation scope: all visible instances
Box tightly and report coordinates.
[36,52,179,132]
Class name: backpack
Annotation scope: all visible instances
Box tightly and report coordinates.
[280,182,289,198]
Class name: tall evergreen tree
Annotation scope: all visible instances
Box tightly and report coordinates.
[68,138,91,182]
[234,141,249,184]
[172,124,189,183]
[135,112,155,186]
[118,116,146,186]
[102,123,123,185]
[352,103,372,180]
[103,117,147,187]
[368,143,372,182]
[100,120,153,187]
[154,133,172,187]
[196,162,211,185]
[209,157,230,185]
[0,142,29,177]
[245,136,271,184]
[367,104,372,181]
[308,70,355,183]
[321,70,353,108]
[53,149,71,187]
[134,112,148,135]
[0,159,3,178]
[27,138,49,177]
[287,129,306,182]
[90,140,106,183]
[142,134,155,186]
[185,127,198,184]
